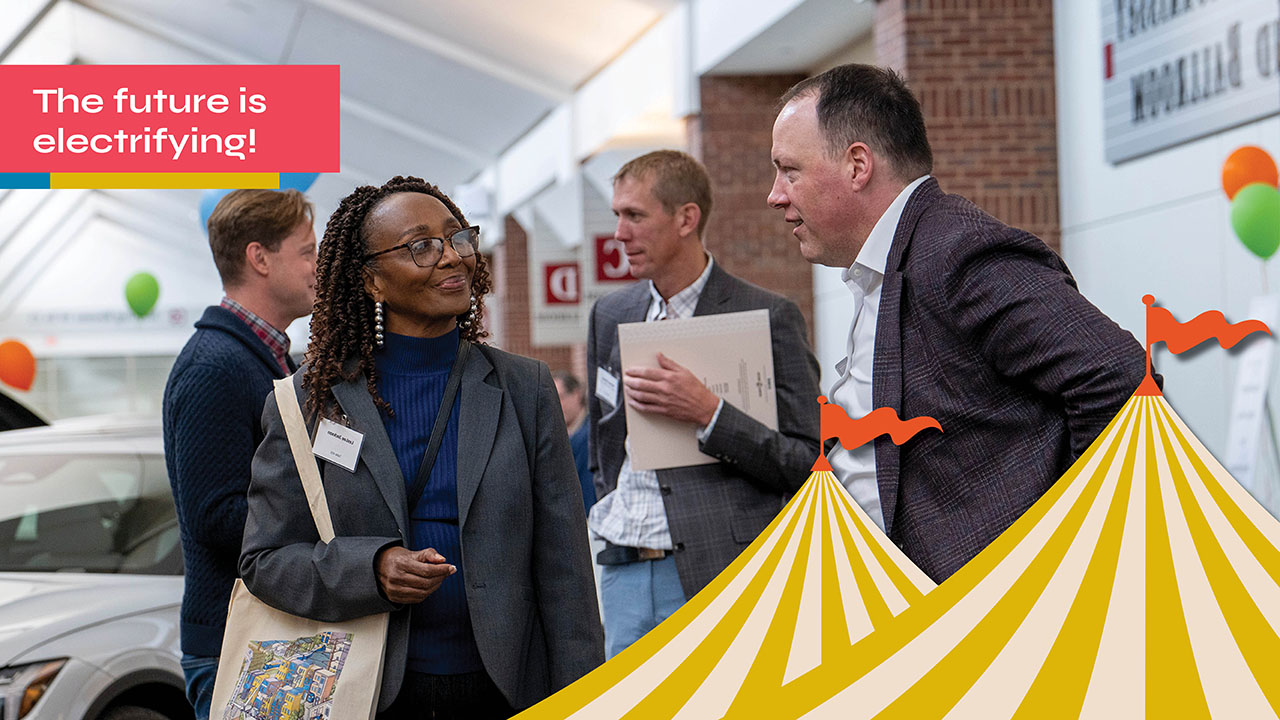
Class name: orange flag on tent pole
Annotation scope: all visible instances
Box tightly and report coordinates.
[812,396,941,471]
[1135,294,1271,395]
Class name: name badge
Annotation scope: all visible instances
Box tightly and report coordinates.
[313,418,364,473]
[596,366,619,408]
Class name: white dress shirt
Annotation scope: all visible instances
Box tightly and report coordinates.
[827,175,929,530]
[588,254,722,549]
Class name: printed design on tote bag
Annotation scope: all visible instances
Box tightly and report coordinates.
[223,631,353,720]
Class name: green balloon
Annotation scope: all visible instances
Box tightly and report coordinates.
[1231,183,1280,259]
[125,271,160,318]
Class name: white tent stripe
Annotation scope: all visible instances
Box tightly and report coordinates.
[1080,397,1149,719]
[830,473,936,596]
[827,477,913,615]
[941,408,1130,720]
[1156,403,1280,637]
[669,486,819,720]
[782,480,833,684]
[822,476,878,644]
[1152,404,1276,718]
[566,484,818,719]
[1161,398,1280,551]
[813,401,1143,717]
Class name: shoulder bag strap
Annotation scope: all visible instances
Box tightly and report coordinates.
[273,375,336,543]
[406,339,471,514]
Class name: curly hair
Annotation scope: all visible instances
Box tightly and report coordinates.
[303,175,491,421]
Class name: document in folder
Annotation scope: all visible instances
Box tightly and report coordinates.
[618,308,778,471]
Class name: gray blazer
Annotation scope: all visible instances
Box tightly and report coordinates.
[587,263,822,598]
[240,344,604,711]
[875,178,1149,582]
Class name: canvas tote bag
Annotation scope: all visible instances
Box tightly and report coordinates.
[210,376,389,719]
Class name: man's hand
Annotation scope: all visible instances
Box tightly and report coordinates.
[623,352,720,427]
[375,546,455,605]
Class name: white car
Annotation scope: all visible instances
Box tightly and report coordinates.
[0,417,191,720]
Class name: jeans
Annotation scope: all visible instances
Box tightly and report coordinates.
[180,654,218,720]
[600,555,685,658]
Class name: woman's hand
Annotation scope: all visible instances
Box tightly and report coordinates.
[375,546,456,604]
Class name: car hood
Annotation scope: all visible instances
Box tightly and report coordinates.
[0,572,181,667]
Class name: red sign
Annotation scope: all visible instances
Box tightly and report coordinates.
[544,263,580,305]
[595,234,632,282]
[0,65,339,172]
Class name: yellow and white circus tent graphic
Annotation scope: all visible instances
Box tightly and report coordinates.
[516,465,936,719]
[738,394,1280,719]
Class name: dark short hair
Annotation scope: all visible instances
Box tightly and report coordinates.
[780,64,933,180]
[614,150,713,236]
[552,371,582,397]
[207,189,313,287]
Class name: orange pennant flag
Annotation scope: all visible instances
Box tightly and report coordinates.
[1135,295,1271,396]
[1144,294,1270,353]
[813,396,941,470]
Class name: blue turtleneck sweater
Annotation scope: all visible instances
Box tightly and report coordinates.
[375,328,482,675]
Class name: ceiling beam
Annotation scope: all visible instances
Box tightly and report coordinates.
[0,0,60,61]
[306,0,571,102]
[66,1,493,164]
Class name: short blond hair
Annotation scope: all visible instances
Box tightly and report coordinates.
[614,150,713,237]
[208,189,313,286]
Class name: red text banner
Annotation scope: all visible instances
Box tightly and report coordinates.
[0,65,339,173]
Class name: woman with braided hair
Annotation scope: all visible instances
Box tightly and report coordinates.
[241,176,604,718]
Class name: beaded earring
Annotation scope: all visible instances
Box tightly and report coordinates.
[374,300,385,348]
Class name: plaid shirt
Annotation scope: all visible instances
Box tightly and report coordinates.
[220,297,292,374]
[588,255,720,550]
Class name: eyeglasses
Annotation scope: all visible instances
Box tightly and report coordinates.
[362,226,481,268]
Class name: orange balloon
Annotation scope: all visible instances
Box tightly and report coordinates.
[0,339,36,391]
[1223,145,1279,199]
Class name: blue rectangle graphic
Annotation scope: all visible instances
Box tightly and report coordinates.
[0,173,50,189]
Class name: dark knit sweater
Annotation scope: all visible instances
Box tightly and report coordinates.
[375,329,483,675]
[163,305,295,657]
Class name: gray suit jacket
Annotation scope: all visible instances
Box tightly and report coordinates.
[587,263,821,598]
[874,178,1149,582]
[240,344,604,711]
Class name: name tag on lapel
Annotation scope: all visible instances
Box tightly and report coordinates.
[313,418,364,473]
[596,366,620,408]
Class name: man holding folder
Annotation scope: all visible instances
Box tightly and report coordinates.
[586,150,821,657]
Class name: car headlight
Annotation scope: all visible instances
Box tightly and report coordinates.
[0,660,67,720]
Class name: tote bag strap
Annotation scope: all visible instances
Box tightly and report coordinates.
[273,375,336,543]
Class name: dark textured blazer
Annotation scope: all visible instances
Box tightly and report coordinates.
[240,345,604,711]
[587,262,822,599]
[875,178,1148,582]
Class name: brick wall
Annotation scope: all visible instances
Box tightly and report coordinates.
[876,0,1060,250]
[695,74,816,342]
[490,214,578,375]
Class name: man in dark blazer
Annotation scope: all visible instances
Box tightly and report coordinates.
[162,189,317,719]
[587,150,821,657]
[767,64,1149,583]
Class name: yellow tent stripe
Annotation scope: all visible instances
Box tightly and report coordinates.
[818,481,857,650]
[1164,414,1280,589]
[867,399,1141,720]
[833,484,896,630]
[719,493,826,717]
[742,401,1143,720]
[1010,399,1140,720]
[517,479,816,718]
[1145,400,1211,719]
[1154,406,1280,713]
[625,489,819,719]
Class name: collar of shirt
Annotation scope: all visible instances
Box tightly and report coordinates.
[647,253,715,321]
[842,175,931,293]
[220,296,292,371]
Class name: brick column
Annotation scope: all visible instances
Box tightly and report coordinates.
[876,0,1060,250]
[694,74,815,342]
[489,214,576,373]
